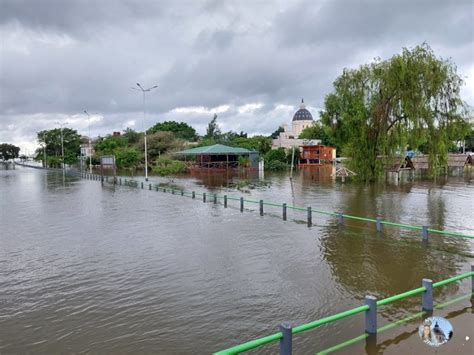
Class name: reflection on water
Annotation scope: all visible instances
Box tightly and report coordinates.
[0,166,472,354]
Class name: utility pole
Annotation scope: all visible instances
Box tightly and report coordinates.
[84,110,93,174]
[40,143,47,168]
[55,121,66,170]
[133,83,158,182]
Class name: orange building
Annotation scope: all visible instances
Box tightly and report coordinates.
[299,145,336,166]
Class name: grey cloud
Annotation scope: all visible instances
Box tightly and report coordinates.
[0,0,167,38]
[276,0,473,49]
[0,0,472,153]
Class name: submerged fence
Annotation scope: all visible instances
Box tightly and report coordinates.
[214,268,474,354]
[17,165,474,353]
[317,291,473,354]
[80,172,474,240]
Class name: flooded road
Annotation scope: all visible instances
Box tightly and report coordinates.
[1,166,473,354]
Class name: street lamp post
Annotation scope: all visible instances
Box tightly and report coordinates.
[133,83,158,182]
[84,110,93,174]
[40,143,47,168]
[55,121,66,170]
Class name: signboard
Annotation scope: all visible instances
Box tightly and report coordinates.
[100,155,116,184]
[101,155,115,166]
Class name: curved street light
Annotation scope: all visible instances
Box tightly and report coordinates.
[83,110,93,174]
[55,121,67,170]
[133,82,158,181]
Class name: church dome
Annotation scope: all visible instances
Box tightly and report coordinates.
[292,99,313,121]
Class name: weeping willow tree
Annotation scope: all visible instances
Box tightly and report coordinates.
[321,44,470,181]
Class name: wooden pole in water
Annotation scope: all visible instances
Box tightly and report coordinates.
[290,146,295,180]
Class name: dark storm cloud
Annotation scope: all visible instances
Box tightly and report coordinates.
[277,0,473,47]
[0,0,165,37]
[0,0,472,153]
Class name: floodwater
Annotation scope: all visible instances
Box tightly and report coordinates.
[1,165,473,354]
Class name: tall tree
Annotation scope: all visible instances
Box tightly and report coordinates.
[0,143,20,161]
[148,121,198,141]
[141,131,184,160]
[37,128,81,165]
[123,128,141,144]
[321,43,470,181]
[204,114,221,140]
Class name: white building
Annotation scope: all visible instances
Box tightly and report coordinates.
[272,99,320,149]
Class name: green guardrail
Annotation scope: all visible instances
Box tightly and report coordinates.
[318,291,473,354]
[92,174,474,240]
[214,269,474,354]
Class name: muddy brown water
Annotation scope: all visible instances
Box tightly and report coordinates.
[1,166,473,354]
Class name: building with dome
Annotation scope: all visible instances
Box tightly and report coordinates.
[272,99,321,149]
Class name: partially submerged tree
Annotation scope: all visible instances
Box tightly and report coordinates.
[152,157,186,178]
[0,143,20,161]
[115,147,140,169]
[37,128,81,165]
[321,43,470,181]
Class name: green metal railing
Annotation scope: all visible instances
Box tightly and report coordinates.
[317,291,473,354]
[16,166,473,240]
[19,166,474,353]
[214,269,474,354]
[89,173,474,240]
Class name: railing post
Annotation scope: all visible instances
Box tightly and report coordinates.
[119,178,122,185]
[376,217,382,232]
[260,200,264,216]
[203,192,206,202]
[307,207,312,227]
[172,189,175,195]
[422,226,429,240]
[240,197,244,212]
[141,182,144,189]
[155,185,159,191]
[365,295,377,334]
[192,191,195,199]
[149,184,151,190]
[337,212,344,225]
[279,322,292,355]
[214,194,217,204]
[283,203,287,221]
[163,188,166,193]
[224,195,227,208]
[181,190,184,196]
[422,278,433,311]
[471,264,474,292]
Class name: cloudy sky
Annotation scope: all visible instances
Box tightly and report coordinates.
[1,0,473,154]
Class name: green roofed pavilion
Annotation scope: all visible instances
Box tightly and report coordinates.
[176,144,254,155]
[175,144,259,170]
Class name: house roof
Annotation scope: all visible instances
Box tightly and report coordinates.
[176,144,255,155]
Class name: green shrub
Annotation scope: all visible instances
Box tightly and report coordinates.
[265,160,288,171]
[153,158,186,176]
[264,148,289,171]
[115,148,139,169]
